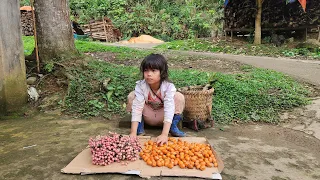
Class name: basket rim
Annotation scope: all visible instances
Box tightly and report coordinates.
[178,85,214,95]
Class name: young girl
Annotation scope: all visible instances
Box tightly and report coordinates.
[127,54,186,145]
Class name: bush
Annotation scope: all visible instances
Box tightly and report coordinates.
[20,0,30,6]
[69,0,224,40]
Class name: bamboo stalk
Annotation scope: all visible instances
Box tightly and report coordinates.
[30,0,40,73]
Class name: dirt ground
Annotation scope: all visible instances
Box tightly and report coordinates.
[88,52,244,74]
[1,52,320,180]
[1,109,320,180]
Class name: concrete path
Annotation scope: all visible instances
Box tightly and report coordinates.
[104,42,320,88]
[185,52,320,88]
[1,112,320,180]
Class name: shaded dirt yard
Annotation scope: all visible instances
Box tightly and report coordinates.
[1,52,320,180]
[1,112,320,180]
[87,51,244,74]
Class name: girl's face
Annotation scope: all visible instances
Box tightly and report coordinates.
[144,68,161,86]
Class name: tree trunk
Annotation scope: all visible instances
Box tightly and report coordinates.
[33,0,76,63]
[0,0,28,114]
[254,0,262,45]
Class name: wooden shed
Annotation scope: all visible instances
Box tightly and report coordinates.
[20,6,34,36]
[224,0,319,39]
[82,17,122,42]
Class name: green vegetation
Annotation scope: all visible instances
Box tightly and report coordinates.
[20,0,224,40]
[23,36,152,60]
[22,36,310,124]
[75,40,152,60]
[68,0,224,40]
[65,59,309,124]
[210,67,310,123]
[156,39,320,60]
[20,0,30,6]
[22,36,36,56]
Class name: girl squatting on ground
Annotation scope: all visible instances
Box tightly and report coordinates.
[127,54,186,145]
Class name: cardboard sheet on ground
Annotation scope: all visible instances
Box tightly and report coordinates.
[61,136,224,179]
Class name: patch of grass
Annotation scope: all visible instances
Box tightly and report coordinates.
[75,41,152,60]
[155,39,320,60]
[282,48,320,59]
[22,36,35,56]
[22,36,152,60]
[22,36,310,124]
[211,68,309,123]
[64,58,310,124]
[64,61,140,117]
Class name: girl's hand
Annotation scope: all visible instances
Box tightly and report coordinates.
[156,134,168,145]
[129,132,137,138]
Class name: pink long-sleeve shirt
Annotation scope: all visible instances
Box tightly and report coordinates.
[131,79,176,124]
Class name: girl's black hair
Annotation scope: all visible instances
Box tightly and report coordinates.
[140,54,169,82]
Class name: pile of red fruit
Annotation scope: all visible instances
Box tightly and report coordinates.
[89,132,142,166]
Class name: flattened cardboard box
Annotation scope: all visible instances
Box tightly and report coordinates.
[61,136,224,179]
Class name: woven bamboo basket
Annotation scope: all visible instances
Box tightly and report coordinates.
[178,85,214,121]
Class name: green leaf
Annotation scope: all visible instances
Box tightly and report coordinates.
[107,86,115,91]
[107,91,113,100]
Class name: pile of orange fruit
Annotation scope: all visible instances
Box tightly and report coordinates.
[139,137,218,171]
